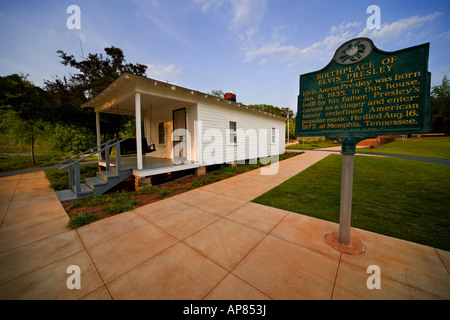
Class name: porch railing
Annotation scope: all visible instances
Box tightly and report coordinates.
[55,137,129,196]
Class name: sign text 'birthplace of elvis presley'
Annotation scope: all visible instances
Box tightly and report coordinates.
[295,38,432,140]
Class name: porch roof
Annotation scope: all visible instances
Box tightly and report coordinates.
[80,73,286,120]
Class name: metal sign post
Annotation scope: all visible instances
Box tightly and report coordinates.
[295,37,431,252]
[338,137,357,245]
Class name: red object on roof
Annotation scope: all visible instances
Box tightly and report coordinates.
[224,91,236,102]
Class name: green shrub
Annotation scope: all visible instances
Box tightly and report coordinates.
[102,191,140,215]
[68,212,99,229]
[51,124,96,153]
[103,202,128,215]
[233,166,247,174]
[49,177,70,191]
[68,201,83,209]
[191,179,202,188]
[221,171,235,178]
[140,185,155,195]
[208,175,222,183]
[174,185,193,193]
[157,188,172,198]
[86,194,110,207]
[246,163,261,170]
[200,177,213,185]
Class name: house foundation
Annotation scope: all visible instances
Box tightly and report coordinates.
[195,166,206,176]
[135,176,152,191]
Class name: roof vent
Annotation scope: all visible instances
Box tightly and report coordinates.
[224,91,236,102]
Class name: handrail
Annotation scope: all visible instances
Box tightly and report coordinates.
[55,138,118,167]
[56,137,130,198]
[59,137,129,170]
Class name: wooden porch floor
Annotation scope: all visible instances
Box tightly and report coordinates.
[99,156,200,178]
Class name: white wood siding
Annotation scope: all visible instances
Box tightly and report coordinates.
[197,102,285,166]
[143,103,197,161]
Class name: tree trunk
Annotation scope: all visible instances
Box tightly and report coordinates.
[30,126,35,164]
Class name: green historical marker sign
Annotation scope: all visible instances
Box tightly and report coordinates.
[295,38,433,247]
[295,38,432,140]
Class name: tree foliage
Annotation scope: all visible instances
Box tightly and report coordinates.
[51,124,96,153]
[431,75,450,121]
[45,75,97,133]
[431,75,450,135]
[208,89,225,98]
[45,46,148,143]
[0,74,49,121]
[248,104,294,119]
[0,74,50,163]
[55,46,147,99]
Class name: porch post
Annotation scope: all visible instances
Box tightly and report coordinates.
[95,111,101,160]
[135,92,143,170]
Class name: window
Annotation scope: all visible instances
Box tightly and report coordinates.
[158,122,165,145]
[229,121,237,144]
[271,127,276,144]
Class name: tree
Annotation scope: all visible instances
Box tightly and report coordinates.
[431,75,450,119]
[431,75,450,135]
[248,104,294,119]
[206,91,298,138]
[55,46,147,99]
[0,74,50,164]
[45,46,148,144]
[208,89,225,98]
[45,75,97,135]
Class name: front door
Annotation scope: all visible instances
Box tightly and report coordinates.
[173,108,187,164]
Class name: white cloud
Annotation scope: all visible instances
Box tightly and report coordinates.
[358,12,443,43]
[244,20,360,67]
[245,43,299,64]
[194,0,268,30]
[243,11,443,68]
[439,30,450,40]
[229,0,268,29]
[146,64,181,80]
[193,0,269,66]
[193,0,224,13]
[331,21,362,35]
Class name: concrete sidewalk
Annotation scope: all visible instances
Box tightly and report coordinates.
[0,151,449,300]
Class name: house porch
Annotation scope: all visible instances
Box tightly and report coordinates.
[99,155,200,178]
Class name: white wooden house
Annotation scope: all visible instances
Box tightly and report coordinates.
[56,73,286,202]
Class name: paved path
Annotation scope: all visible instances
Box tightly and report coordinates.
[289,146,450,165]
[0,151,449,300]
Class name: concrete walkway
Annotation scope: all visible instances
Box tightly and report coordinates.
[289,145,450,166]
[0,151,449,300]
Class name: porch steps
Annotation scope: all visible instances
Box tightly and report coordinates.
[84,177,107,189]
[71,183,94,196]
[56,169,133,203]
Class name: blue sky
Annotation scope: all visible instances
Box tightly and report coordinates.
[0,0,449,113]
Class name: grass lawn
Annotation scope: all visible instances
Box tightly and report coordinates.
[0,140,70,172]
[358,137,450,159]
[0,140,108,173]
[287,137,341,150]
[253,154,450,251]
[0,153,68,172]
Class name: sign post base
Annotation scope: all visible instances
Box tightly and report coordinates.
[325,232,364,255]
